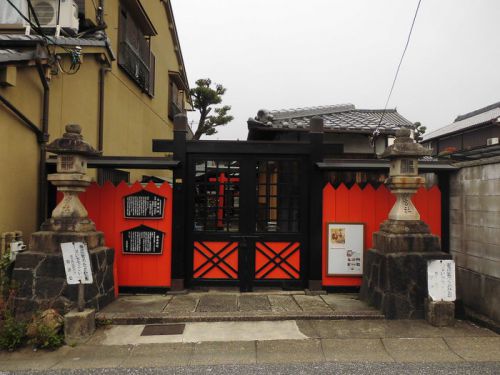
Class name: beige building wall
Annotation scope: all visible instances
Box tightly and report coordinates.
[0,0,187,238]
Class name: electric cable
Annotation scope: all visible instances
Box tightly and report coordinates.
[372,0,423,142]
[6,0,82,74]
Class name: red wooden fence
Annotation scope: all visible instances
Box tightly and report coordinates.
[61,181,173,293]
[322,183,441,287]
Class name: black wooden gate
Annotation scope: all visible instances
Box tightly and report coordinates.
[186,155,308,291]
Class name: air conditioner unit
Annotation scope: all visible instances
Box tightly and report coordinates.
[487,137,499,146]
[30,0,79,35]
[0,0,29,27]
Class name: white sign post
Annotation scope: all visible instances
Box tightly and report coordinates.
[61,242,93,311]
[427,259,456,302]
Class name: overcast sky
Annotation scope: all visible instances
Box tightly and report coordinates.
[171,0,500,140]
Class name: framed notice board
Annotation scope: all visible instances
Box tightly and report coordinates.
[327,222,364,276]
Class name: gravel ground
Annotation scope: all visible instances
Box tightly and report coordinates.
[3,362,500,375]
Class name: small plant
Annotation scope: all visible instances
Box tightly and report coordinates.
[26,309,64,350]
[28,323,64,350]
[0,312,27,351]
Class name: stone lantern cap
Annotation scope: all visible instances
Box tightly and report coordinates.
[46,124,101,156]
[380,127,431,159]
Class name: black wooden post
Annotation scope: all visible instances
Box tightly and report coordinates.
[308,116,324,290]
[437,171,450,253]
[171,114,188,290]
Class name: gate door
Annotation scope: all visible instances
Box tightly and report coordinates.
[187,156,307,291]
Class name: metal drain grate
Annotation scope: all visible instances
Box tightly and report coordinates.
[141,324,186,336]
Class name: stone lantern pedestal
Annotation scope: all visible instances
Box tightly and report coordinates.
[12,125,115,317]
[360,129,454,323]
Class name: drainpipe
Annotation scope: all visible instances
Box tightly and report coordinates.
[35,55,50,227]
[98,66,105,151]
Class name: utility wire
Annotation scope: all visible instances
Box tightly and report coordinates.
[373,0,423,140]
[6,0,82,73]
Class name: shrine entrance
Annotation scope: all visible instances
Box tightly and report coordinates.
[186,156,308,291]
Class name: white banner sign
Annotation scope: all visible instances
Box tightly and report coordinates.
[327,223,364,276]
[61,242,93,285]
[427,259,456,302]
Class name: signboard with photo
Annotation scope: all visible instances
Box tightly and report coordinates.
[327,223,364,276]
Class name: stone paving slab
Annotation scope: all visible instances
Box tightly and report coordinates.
[163,295,199,314]
[96,292,384,324]
[256,339,324,363]
[382,338,463,362]
[322,338,394,362]
[239,295,271,312]
[100,295,172,314]
[444,337,500,362]
[321,294,378,312]
[293,295,334,313]
[196,294,238,312]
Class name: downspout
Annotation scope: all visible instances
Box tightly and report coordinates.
[35,55,50,227]
[98,66,105,151]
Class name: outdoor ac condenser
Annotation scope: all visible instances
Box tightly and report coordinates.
[0,0,29,26]
[30,0,79,35]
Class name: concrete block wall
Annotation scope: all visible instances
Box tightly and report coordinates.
[450,157,500,324]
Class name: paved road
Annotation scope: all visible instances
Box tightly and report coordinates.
[4,362,500,375]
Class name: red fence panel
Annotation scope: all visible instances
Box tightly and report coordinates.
[322,183,441,287]
[58,181,173,292]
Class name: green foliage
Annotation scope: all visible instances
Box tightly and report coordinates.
[28,323,64,350]
[190,78,234,140]
[414,121,427,143]
[0,312,27,351]
[0,248,12,297]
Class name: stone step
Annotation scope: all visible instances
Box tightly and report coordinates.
[96,310,384,325]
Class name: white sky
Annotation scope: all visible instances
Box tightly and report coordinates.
[171,0,500,140]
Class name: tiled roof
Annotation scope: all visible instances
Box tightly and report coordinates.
[250,104,414,134]
[423,102,500,142]
[0,34,107,47]
[0,48,37,63]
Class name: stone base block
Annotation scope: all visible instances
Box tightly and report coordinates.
[64,309,96,345]
[425,299,455,327]
[373,220,441,253]
[41,217,96,232]
[30,231,105,254]
[12,245,115,318]
[170,278,185,292]
[308,279,323,291]
[360,248,452,319]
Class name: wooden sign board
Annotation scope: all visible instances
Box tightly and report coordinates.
[122,225,164,255]
[61,242,93,284]
[327,223,364,276]
[123,190,165,219]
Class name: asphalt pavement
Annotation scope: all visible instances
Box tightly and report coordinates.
[3,362,500,375]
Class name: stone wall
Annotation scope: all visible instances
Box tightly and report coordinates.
[450,156,500,326]
[12,231,115,318]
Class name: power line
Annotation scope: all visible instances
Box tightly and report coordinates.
[373,0,423,139]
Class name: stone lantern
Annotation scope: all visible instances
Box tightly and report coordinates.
[11,124,115,324]
[380,127,431,222]
[42,124,100,232]
[360,127,454,324]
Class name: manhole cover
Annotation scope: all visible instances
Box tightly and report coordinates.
[141,324,185,336]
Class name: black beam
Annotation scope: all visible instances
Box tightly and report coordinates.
[438,172,451,253]
[317,160,458,171]
[308,117,324,289]
[153,139,343,155]
[171,114,188,289]
[46,156,179,169]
